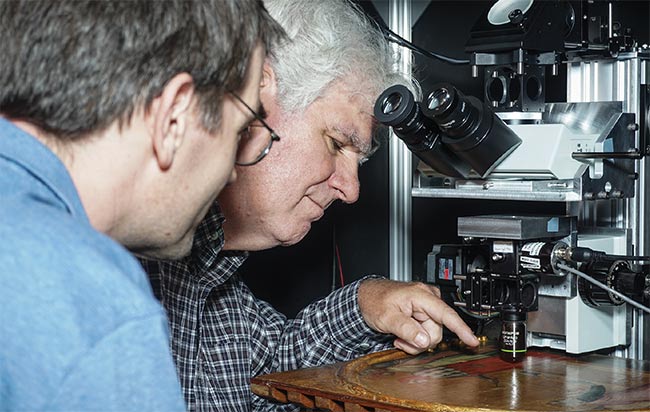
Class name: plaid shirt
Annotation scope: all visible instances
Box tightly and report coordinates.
[140,203,391,411]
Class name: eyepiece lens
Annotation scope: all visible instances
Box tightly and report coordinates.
[428,89,450,111]
[382,93,403,114]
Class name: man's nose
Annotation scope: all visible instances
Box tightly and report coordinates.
[328,159,360,204]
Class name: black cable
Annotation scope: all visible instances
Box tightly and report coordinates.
[604,254,650,262]
[568,246,650,263]
[380,26,470,65]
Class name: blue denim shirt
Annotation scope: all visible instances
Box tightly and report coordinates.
[0,118,185,411]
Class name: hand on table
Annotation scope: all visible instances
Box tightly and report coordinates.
[358,279,479,354]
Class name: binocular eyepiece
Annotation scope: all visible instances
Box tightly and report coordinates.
[374,83,522,178]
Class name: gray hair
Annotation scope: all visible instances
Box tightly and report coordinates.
[264,0,414,114]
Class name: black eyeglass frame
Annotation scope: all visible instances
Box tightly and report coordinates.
[231,93,281,166]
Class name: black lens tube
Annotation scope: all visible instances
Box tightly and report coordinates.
[374,85,470,178]
[422,83,522,178]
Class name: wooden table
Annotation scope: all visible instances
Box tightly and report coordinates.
[251,344,650,411]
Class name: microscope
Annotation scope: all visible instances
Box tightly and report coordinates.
[375,0,649,356]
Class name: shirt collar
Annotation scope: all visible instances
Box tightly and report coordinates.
[0,118,89,223]
[190,202,248,285]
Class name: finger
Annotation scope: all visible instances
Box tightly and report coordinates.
[377,306,444,351]
[394,337,428,355]
[384,312,433,349]
[428,304,480,347]
[411,311,443,348]
[417,318,443,348]
[409,288,480,347]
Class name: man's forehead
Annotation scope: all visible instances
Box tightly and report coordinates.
[314,80,376,153]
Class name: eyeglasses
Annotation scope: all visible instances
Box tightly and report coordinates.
[231,93,281,166]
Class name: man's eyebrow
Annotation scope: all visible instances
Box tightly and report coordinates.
[333,126,372,157]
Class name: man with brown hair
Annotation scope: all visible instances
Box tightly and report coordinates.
[0,1,283,410]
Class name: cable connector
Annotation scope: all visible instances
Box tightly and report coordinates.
[554,245,650,264]
[565,246,607,263]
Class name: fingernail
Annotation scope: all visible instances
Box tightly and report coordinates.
[415,332,428,347]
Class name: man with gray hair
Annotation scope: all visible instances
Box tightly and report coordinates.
[141,0,479,410]
[0,1,282,410]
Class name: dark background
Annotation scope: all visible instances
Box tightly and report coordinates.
[241,0,650,318]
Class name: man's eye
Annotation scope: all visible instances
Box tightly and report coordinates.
[239,125,252,141]
[326,135,344,153]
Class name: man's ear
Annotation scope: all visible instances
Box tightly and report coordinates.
[149,73,195,170]
[260,60,277,101]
